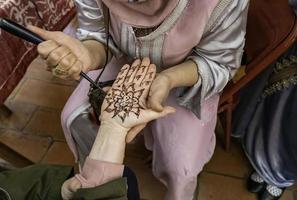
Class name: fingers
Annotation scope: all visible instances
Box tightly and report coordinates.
[113,64,130,87]
[37,38,83,80]
[52,54,82,80]
[138,63,156,108]
[143,64,156,85]
[37,40,60,59]
[27,25,55,41]
[28,25,72,45]
[147,73,171,112]
[133,57,151,84]
[46,45,71,68]
[28,25,93,81]
[68,59,83,80]
[37,40,76,78]
[114,58,152,89]
[126,59,141,83]
[148,93,165,112]
[125,123,147,143]
[61,177,82,200]
[143,106,176,122]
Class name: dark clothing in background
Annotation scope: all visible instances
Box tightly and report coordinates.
[233,44,297,187]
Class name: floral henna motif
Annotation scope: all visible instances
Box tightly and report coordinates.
[102,59,156,123]
[104,84,145,122]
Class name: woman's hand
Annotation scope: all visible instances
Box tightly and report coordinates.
[28,25,106,80]
[100,58,175,142]
[147,73,172,112]
[129,73,172,140]
[148,60,200,112]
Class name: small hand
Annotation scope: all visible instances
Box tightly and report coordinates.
[61,177,82,200]
[100,58,175,142]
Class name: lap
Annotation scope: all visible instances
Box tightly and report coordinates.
[144,94,219,173]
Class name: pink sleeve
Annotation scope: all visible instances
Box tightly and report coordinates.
[75,157,124,188]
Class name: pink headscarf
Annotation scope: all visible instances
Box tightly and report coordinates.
[101,0,180,27]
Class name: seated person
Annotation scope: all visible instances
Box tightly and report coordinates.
[233,1,297,200]
[28,0,249,198]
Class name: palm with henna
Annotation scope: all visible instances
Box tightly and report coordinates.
[100,58,176,143]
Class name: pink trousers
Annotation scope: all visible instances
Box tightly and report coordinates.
[61,60,218,200]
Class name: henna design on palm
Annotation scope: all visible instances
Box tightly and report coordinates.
[104,84,145,122]
[101,59,156,124]
[99,58,176,144]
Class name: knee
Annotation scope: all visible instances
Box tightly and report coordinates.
[170,170,198,185]
[60,100,77,132]
[159,170,198,200]
[60,97,80,128]
[154,162,201,187]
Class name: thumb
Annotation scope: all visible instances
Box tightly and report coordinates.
[148,95,164,112]
[126,123,147,143]
[27,25,54,41]
[144,106,176,122]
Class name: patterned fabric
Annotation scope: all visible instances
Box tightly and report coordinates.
[266,185,283,197]
[261,55,297,98]
[0,0,76,105]
[251,172,265,183]
[32,0,75,29]
[233,45,297,188]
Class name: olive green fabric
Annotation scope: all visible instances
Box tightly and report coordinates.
[0,164,128,200]
[72,178,128,200]
[0,164,73,200]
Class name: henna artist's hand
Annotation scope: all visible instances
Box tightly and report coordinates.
[147,73,172,112]
[100,58,176,142]
[27,25,106,80]
[147,60,200,112]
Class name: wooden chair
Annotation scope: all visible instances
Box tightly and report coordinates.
[219,0,297,149]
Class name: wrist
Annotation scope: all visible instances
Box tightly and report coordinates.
[100,120,130,136]
[89,120,129,164]
[160,60,199,88]
[159,71,175,90]
[82,40,107,70]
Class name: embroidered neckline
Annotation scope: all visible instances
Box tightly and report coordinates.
[130,0,189,41]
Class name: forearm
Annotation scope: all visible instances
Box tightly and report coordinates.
[161,60,199,89]
[88,121,129,164]
[82,40,112,70]
[75,120,127,188]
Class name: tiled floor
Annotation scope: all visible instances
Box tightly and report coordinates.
[1,46,296,200]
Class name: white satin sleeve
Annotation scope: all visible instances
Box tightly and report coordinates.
[177,0,249,118]
[75,0,121,57]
